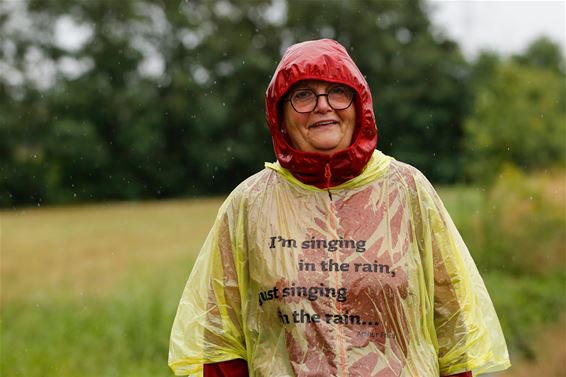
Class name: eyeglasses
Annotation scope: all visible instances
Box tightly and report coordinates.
[286,85,354,113]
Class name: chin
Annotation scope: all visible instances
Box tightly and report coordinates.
[312,140,348,153]
[311,145,343,154]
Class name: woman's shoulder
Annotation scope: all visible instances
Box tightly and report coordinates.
[233,168,278,196]
[384,157,429,192]
[221,168,280,209]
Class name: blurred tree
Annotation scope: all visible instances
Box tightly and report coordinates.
[513,36,565,75]
[1,0,281,205]
[0,88,51,206]
[1,0,470,206]
[463,61,566,182]
[468,51,500,92]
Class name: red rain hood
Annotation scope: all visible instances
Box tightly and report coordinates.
[265,39,377,189]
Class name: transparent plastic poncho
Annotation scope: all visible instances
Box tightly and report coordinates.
[169,151,510,377]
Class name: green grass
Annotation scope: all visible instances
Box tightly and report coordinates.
[1,198,223,377]
[1,180,564,376]
[437,184,483,236]
[2,267,184,377]
[483,271,566,360]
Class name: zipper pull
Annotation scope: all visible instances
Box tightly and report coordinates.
[324,163,332,188]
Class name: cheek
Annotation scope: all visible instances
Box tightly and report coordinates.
[282,107,310,149]
[284,109,307,134]
[282,105,294,129]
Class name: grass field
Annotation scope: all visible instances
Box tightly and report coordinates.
[2,198,225,376]
[2,180,565,376]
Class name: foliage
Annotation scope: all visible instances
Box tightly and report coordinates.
[463,61,566,182]
[512,36,566,75]
[0,0,471,206]
[439,172,566,359]
[443,168,566,278]
[471,167,565,276]
[483,271,566,360]
[1,1,564,207]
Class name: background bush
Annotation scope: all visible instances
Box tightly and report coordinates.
[472,167,565,276]
[450,168,566,359]
[463,62,566,183]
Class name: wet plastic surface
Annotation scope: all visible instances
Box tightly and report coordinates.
[169,151,510,377]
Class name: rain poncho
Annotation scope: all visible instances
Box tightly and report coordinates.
[169,152,510,376]
[169,39,510,377]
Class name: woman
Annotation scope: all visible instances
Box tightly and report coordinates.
[169,39,510,377]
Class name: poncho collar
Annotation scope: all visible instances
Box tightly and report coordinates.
[265,150,393,192]
[265,39,378,189]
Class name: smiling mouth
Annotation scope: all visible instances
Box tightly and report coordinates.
[309,120,339,128]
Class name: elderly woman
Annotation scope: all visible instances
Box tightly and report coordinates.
[169,39,510,377]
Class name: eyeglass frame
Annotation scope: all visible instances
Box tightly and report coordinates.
[285,84,355,114]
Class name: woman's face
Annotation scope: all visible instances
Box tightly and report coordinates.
[282,80,356,155]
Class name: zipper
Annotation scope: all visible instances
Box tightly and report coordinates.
[323,161,345,372]
[324,162,333,201]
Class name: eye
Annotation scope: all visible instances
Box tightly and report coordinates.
[329,85,350,96]
[292,89,315,102]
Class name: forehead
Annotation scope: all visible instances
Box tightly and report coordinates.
[290,79,338,91]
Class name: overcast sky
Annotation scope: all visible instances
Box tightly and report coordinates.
[428,0,566,58]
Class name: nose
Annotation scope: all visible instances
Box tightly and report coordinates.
[314,94,332,113]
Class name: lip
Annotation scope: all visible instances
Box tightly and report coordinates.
[308,119,339,128]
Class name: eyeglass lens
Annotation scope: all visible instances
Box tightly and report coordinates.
[290,86,353,113]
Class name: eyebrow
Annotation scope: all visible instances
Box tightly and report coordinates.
[292,83,345,91]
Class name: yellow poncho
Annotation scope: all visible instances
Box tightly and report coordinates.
[169,151,510,376]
